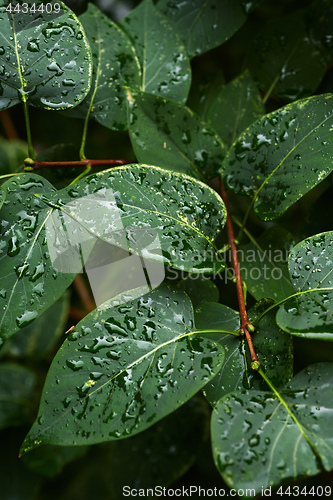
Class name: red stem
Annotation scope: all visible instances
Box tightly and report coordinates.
[219,180,258,364]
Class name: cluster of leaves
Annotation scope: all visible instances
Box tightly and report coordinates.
[1,0,333,497]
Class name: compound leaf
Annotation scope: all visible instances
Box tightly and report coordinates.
[222,94,333,220]
[20,285,224,451]
[0,1,92,110]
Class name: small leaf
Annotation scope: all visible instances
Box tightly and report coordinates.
[276,231,333,339]
[0,174,82,344]
[156,0,261,58]
[237,226,295,302]
[119,0,191,104]
[245,12,327,102]
[127,90,227,180]
[212,363,333,491]
[0,1,92,110]
[0,362,36,429]
[39,164,227,274]
[222,94,333,220]
[205,70,265,147]
[20,285,224,451]
[66,3,141,131]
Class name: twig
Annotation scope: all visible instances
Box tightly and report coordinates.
[219,179,259,367]
[24,158,130,171]
[73,275,96,313]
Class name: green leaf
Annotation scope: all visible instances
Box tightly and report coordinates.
[237,226,295,302]
[0,137,27,176]
[156,0,261,58]
[186,72,225,120]
[119,0,191,104]
[0,186,4,209]
[20,285,224,451]
[176,275,219,308]
[195,301,293,405]
[0,293,70,359]
[205,70,265,148]
[66,3,141,131]
[127,90,227,180]
[212,362,333,491]
[0,362,36,428]
[0,1,92,110]
[245,12,327,102]
[276,231,333,339]
[0,174,81,344]
[39,164,227,274]
[222,94,333,220]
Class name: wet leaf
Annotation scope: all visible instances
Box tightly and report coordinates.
[0,174,81,344]
[205,70,265,147]
[20,285,224,451]
[237,226,295,302]
[156,0,261,58]
[222,94,333,220]
[0,362,36,428]
[0,186,4,209]
[186,71,225,120]
[212,362,333,492]
[66,3,141,131]
[195,301,293,405]
[176,275,219,308]
[245,12,327,102]
[0,1,92,110]
[127,90,227,180]
[39,164,227,274]
[0,293,70,359]
[276,231,333,339]
[119,0,191,104]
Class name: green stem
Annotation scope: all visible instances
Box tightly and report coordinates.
[252,286,333,326]
[235,196,256,243]
[22,99,35,161]
[0,173,22,180]
[79,111,90,160]
[68,164,92,186]
[194,329,241,337]
[262,74,280,104]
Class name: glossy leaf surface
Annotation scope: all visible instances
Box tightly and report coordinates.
[277,231,333,339]
[156,0,260,58]
[127,91,226,180]
[0,186,4,209]
[67,3,141,131]
[39,164,227,273]
[237,226,295,301]
[0,1,92,110]
[20,286,224,451]
[212,363,333,491]
[195,301,293,405]
[0,174,80,344]
[222,94,333,220]
[245,13,327,102]
[206,71,265,147]
[119,0,191,103]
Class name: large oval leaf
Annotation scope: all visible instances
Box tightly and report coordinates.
[222,94,333,220]
[212,363,333,492]
[276,231,333,339]
[127,91,227,180]
[119,0,191,104]
[0,174,83,345]
[156,0,261,58]
[38,164,227,274]
[245,12,327,102]
[20,285,224,452]
[0,1,92,110]
[66,3,141,131]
